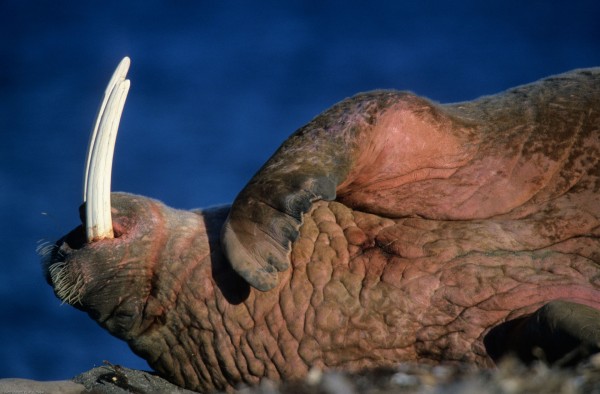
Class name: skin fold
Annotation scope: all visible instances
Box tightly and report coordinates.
[223,68,600,291]
[44,68,600,392]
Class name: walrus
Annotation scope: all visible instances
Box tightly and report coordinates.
[42,58,600,392]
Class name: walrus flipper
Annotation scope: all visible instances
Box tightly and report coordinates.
[222,175,338,291]
[222,92,406,290]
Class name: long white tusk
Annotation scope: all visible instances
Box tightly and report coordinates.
[84,57,131,242]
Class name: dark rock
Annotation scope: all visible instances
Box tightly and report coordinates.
[73,362,197,393]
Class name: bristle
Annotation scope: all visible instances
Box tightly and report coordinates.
[48,261,84,305]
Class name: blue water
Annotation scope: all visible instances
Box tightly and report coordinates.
[1,0,599,381]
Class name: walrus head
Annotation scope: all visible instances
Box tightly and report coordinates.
[42,194,169,341]
[40,59,243,357]
[41,58,152,339]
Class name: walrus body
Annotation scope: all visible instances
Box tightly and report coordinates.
[45,68,600,392]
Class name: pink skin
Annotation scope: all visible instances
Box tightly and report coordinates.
[45,68,600,392]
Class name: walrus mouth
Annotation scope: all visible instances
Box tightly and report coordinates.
[84,57,131,242]
[41,57,131,304]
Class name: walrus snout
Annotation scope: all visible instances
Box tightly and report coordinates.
[42,193,149,306]
[42,227,87,306]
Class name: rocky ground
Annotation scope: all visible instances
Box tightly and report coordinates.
[2,356,600,394]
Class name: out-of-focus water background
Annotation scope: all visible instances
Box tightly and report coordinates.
[1,0,599,381]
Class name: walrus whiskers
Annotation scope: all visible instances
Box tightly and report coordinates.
[84,57,131,242]
[47,261,84,305]
[37,241,81,305]
[35,240,57,260]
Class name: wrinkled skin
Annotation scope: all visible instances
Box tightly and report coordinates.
[45,69,600,393]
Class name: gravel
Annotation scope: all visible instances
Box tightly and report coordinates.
[3,355,599,393]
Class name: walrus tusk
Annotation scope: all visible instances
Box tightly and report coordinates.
[84,57,131,242]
